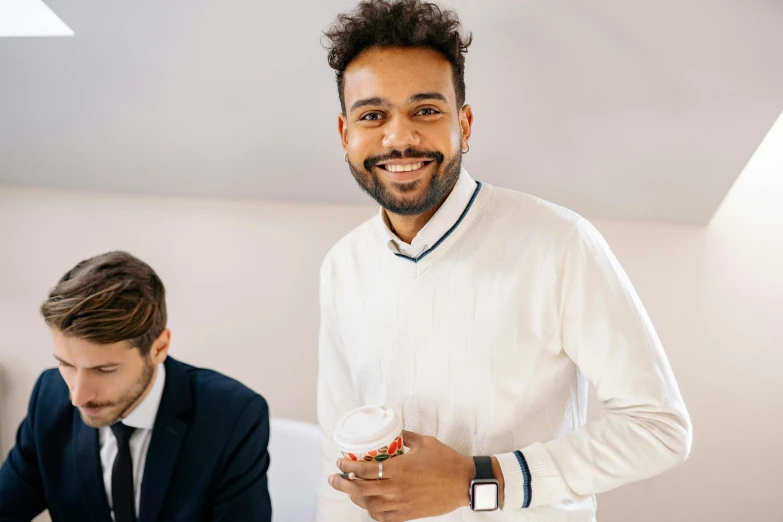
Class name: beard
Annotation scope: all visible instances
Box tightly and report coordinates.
[78,357,156,428]
[348,147,462,216]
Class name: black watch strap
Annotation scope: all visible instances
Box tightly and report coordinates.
[473,456,495,480]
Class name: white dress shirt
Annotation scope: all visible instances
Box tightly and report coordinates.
[99,363,166,520]
[381,168,478,259]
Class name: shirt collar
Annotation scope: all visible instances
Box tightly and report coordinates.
[121,362,166,430]
[381,169,478,257]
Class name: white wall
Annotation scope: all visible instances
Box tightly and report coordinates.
[0,192,374,438]
[1,117,781,521]
[593,115,783,522]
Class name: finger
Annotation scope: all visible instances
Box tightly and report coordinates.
[328,474,364,496]
[370,510,403,522]
[366,495,402,514]
[401,430,423,449]
[330,471,388,497]
[330,474,396,513]
[358,490,402,514]
[338,457,389,480]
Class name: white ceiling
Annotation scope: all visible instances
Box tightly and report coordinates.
[1,0,782,223]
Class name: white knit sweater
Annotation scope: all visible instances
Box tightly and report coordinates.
[316,181,692,521]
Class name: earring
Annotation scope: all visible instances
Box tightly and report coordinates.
[344,153,348,162]
[461,143,470,154]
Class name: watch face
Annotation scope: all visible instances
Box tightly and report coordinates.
[472,483,498,511]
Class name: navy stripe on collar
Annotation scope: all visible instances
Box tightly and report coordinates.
[394,181,483,263]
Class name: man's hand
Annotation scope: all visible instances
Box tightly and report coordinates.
[328,430,503,522]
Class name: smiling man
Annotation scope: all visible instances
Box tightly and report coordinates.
[0,251,272,522]
[317,1,692,521]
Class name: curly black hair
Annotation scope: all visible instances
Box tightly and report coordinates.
[324,0,472,114]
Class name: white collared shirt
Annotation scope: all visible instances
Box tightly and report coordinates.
[381,169,478,258]
[99,363,166,520]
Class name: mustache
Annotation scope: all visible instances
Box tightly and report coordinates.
[71,392,114,409]
[77,400,115,409]
[364,148,444,171]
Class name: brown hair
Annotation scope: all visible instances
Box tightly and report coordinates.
[324,0,472,114]
[40,251,167,355]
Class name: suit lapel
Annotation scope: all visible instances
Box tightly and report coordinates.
[72,411,112,522]
[138,357,193,522]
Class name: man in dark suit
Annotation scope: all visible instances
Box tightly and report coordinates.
[0,251,272,522]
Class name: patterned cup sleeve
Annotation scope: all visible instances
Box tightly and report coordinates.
[342,432,404,462]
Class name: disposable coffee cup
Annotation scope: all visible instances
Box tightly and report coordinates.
[334,405,404,462]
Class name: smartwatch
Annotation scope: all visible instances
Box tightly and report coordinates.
[469,456,499,511]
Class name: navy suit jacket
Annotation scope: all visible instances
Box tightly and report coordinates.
[0,357,272,522]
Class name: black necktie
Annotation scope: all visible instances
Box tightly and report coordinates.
[110,422,137,522]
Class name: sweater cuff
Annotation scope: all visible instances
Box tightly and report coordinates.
[518,441,571,508]
[495,452,530,510]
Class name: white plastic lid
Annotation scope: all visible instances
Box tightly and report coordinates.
[333,405,403,453]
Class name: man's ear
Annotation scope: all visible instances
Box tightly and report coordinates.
[338,112,349,152]
[149,329,171,365]
[460,104,473,150]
